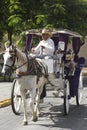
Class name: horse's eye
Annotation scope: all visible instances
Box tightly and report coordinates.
[9,57,13,60]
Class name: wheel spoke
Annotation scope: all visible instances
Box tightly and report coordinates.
[64,80,69,115]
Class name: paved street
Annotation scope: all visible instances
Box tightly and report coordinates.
[0,82,12,101]
[0,77,87,130]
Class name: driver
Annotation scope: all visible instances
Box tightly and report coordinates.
[31,29,55,57]
[31,29,55,103]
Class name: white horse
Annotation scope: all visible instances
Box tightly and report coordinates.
[2,45,47,125]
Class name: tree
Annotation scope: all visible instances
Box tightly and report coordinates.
[0,0,23,43]
[1,0,87,45]
[61,0,87,35]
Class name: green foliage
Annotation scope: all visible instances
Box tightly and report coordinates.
[0,0,87,46]
[8,14,22,26]
[16,31,26,47]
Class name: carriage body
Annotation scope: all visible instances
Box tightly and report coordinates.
[25,29,85,114]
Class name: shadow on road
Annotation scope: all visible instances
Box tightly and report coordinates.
[28,102,87,130]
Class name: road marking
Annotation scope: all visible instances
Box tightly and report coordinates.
[0,98,11,108]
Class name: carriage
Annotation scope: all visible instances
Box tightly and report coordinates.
[2,29,85,124]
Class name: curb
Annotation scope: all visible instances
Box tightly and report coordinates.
[0,98,11,108]
[82,67,87,76]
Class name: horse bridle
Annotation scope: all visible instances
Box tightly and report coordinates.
[4,48,20,72]
[4,48,36,73]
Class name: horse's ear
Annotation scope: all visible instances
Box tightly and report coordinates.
[11,44,16,49]
[4,41,11,49]
[13,44,16,48]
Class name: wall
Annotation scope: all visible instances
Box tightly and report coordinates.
[79,36,87,66]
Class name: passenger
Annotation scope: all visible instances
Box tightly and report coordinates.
[53,48,76,97]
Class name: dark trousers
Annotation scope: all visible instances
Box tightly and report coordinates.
[40,84,46,99]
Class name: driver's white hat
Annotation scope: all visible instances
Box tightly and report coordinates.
[42,29,52,37]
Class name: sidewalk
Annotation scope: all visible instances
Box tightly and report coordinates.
[0,82,12,108]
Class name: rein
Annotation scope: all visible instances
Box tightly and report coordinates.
[15,62,27,71]
[4,64,14,70]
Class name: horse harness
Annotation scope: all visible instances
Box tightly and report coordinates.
[15,52,48,83]
[23,55,48,83]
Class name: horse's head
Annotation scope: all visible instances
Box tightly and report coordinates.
[2,44,16,75]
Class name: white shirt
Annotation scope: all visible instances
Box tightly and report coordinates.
[34,38,55,56]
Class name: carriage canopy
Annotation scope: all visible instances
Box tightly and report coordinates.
[25,29,84,56]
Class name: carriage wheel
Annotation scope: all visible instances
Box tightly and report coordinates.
[76,78,83,106]
[63,79,70,115]
[11,79,22,115]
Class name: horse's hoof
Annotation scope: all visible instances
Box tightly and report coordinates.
[31,116,38,122]
[24,121,28,125]
[37,113,41,117]
[33,117,38,122]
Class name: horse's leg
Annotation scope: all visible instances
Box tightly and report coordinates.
[20,89,28,125]
[34,89,40,116]
[29,88,37,121]
[40,84,46,100]
[35,84,44,116]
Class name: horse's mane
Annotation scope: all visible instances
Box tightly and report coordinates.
[16,48,27,63]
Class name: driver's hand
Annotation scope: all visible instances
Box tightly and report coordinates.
[31,48,35,53]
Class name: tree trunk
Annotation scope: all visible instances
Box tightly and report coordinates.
[7,26,13,45]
